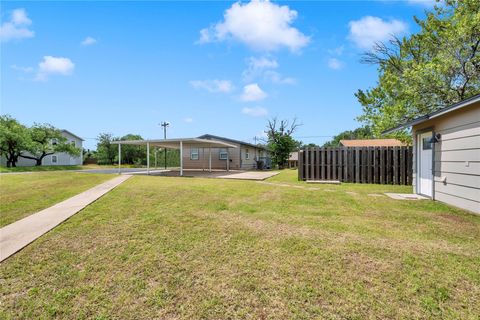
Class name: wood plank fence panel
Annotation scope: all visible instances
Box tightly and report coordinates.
[299,146,412,185]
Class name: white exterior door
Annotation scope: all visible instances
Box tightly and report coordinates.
[417,131,433,197]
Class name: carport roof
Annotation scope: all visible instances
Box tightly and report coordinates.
[112,138,238,149]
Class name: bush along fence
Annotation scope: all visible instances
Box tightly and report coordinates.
[298,147,413,185]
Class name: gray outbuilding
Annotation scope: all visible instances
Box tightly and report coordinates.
[384,94,480,214]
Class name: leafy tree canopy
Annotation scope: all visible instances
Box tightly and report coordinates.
[0,115,31,167]
[20,124,81,166]
[96,133,118,165]
[119,134,146,165]
[356,0,480,141]
[322,126,374,147]
[265,118,301,169]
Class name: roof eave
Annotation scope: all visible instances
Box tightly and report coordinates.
[382,93,480,135]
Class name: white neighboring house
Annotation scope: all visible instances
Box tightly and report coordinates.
[1,130,84,167]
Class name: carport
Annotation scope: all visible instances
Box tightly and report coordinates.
[112,138,237,176]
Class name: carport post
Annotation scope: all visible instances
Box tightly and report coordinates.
[154,147,157,168]
[118,143,121,174]
[209,147,212,173]
[180,141,183,176]
[226,148,230,172]
[147,142,150,175]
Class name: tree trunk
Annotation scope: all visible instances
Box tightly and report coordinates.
[36,158,42,166]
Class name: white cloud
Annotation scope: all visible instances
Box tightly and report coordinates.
[242,56,295,84]
[265,70,296,84]
[241,83,267,102]
[328,45,344,56]
[11,64,34,73]
[328,58,343,70]
[0,8,34,42]
[36,56,75,81]
[184,117,194,123]
[81,36,97,46]
[348,16,408,50]
[242,106,268,117]
[199,0,310,52]
[190,79,234,93]
[12,9,32,25]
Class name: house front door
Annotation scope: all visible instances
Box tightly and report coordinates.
[417,131,433,197]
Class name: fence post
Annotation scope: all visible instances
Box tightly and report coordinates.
[298,149,304,181]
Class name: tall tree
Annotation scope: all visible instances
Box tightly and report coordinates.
[96,133,118,165]
[19,124,81,166]
[0,115,31,167]
[357,0,480,140]
[119,134,146,165]
[322,126,374,147]
[265,117,301,169]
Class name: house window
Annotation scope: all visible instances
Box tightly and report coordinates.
[52,155,57,163]
[190,148,199,160]
[71,141,76,147]
[245,149,250,160]
[422,137,432,150]
[219,148,228,160]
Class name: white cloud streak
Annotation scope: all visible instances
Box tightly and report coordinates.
[328,58,343,70]
[81,36,97,46]
[189,79,234,93]
[242,106,268,117]
[348,16,408,50]
[242,56,295,84]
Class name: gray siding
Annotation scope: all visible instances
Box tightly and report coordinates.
[413,101,480,214]
[0,130,83,167]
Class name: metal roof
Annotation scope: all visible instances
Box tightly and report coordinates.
[61,129,84,141]
[197,134,268,150]
[383,93,480,134]
[112,138,238,149]
[340,139,405,147]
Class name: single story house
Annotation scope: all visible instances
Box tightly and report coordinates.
[288,151,298,168]
[384,94,480,214]
[188,134,270,170]
[339,139,406,147]
[113,134,271,176]
[1,130,84,167]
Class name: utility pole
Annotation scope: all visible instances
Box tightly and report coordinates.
[159,121,170,169]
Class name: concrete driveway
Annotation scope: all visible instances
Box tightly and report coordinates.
[141,169,280,181]
[76,168,151,174]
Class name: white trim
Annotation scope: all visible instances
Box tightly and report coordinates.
[147,142,150,175]
[190,147,199,160]
[416,131,433,198]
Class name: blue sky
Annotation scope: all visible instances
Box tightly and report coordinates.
[1,0,433,149]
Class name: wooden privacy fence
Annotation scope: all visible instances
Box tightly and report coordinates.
[298,147,413,185]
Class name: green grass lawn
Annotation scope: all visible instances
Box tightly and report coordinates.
[0,172,113,227]
[1,171,479,319]
[0,164,142,173]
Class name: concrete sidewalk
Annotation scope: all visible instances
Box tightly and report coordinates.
[0,175,131,262]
